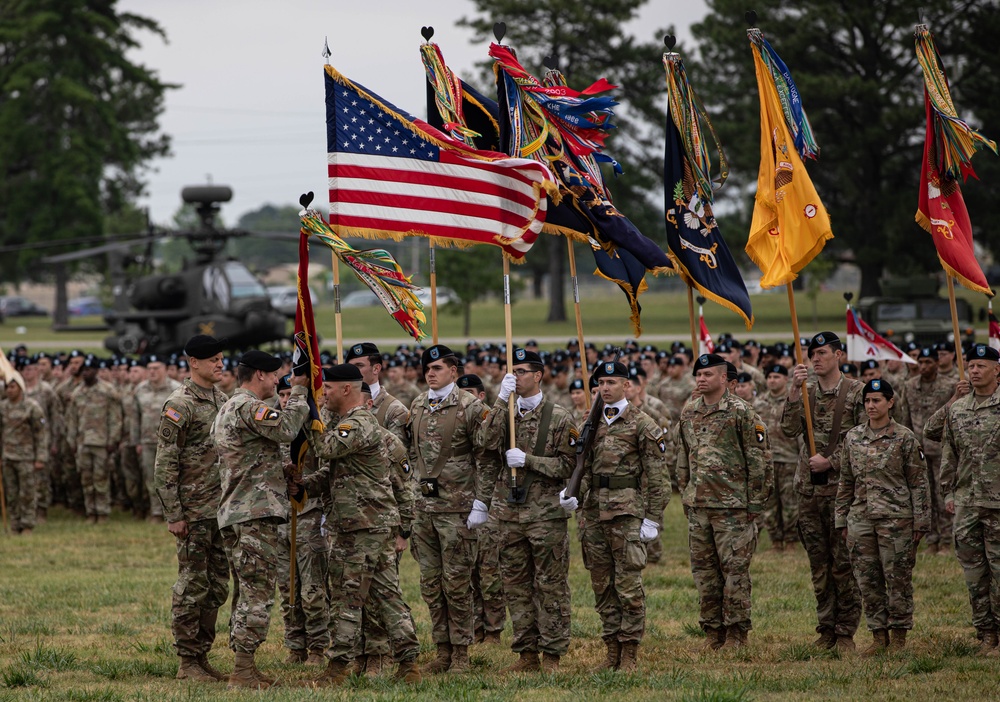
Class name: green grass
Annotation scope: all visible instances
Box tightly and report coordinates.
[0,504,997,700]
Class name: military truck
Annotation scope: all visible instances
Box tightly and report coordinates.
[855,277,975,347]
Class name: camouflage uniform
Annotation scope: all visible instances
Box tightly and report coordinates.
[836,420,929,632]
[387,381,419,410]
[677,390,771,635]
[941,386,1000,640]
[657,375,695,423]
[754,389,801,546]
[55,377,83,511]
[481,394,577,656]
[118,383,142,513]
[903,374,957,548]
[578,404,667,645]
[66,380,123,517]
[0,395,48,530]
[781,374,865,639]
[133,376,181,518]
[305,405,419,664]
[154,379,229,658]
[406,384,490,647]
[214,385,309,654]
[25,379,58,510]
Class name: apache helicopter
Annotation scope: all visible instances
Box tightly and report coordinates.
[40,185,295,355]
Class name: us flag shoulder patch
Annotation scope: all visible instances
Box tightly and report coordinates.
[164,407,182,423]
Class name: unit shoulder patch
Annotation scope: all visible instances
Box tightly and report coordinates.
[338,422,353,438]
[755,423,766,444]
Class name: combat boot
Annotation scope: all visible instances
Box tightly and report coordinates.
[448,645,470,673]
[700,627,726,652]
[351,654,368,675]
[812,630,836,649]
[618,642,639,672]
[541,653,560,673]
[888,629,907,652]
[502,651,540,674]
[721,626,747,649]
[424,643,452,674]
[285,649,307,664]
[861,630,889,657]
[312,658,350,687]
[305,650,326,666]
[176,656,216,682]
[595,639,621,671]
[976,629,999,656]
[835,636,856,654]
[228,652,276,690]
[196,653,226,681]
[394,658,422,684]
[365,655,389,677]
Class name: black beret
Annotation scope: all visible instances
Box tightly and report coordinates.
[184,334,223,360]
[345,342,380,362]
[860,360,879,371]
[277,373,292,391]
[863,378,894,399]
[360,382,372,395]
[904,341,919,352]
[511,348,543,367]
[736,372,753,384]
[457,374,484,391]
[807,332,841,357]
[766,364,788,376]
[840,363,858,375]
[967,344,1000,362]
[588,373,600,390]
[569,378,585,391]
[239,350,282,372]
[938,341,956,353]
[917,346,937,359]
[667,356,684,367]
[421,344,456,367]
[628,365,647,379]
[387,359,401,368]
[323,363,363,382]
[593,361,629,379]
[693,353,727,375]
[715,341,733,354]
[177,359,189,371]
[525,339,539,347]
[726,362,738,381]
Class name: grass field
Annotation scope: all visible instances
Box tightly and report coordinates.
[1,501,997,701]
[1,286,992,354]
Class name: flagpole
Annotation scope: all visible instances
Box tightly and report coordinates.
[787,284,818,456]
[566,239,591,408]
[687,286,698,355]
[429,240,439,344]
[503,255,518,475]
[332,251,344,360]
[946,273,966,380]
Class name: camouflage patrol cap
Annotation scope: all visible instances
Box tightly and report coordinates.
[966,344,1000,362]
[457,373,484,391]
[862,378,893,399]
[693,353,727,375]
[593,361,629,379]
[807,332,841,357]
[345,342,380,362]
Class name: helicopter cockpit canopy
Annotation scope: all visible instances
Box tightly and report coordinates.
[202,261,268,313]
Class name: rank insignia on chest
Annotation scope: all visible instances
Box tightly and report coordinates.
[755,424,766,444]
[164,407,182,423]
[254,406,278,422]
[338,423,352,437]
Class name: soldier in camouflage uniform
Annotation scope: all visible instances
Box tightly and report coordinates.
[657,356,695,423]
[21,359,59,521]
[480,349,576,673]
[405,344,492,674]
[941,344,1000,656]
[568,378,589,425]
[836,379,929,655]
[903,347,957,554]
[298,364,421,686]
[154,336,230,683]
[55,352,85,515]
[66,358,122,524]
[626,365,671,564]
[781,332,864,652]
[117,360,144,518]
[678,354,771,650]
[576,361,667,672]
[213,349,310,689]
[134,355,180,521]
[754,364,801,550]
[1,373,48,534]
[386,359,419,408]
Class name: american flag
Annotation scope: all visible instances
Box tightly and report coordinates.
[325,65,554,259]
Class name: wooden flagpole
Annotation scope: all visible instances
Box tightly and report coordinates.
[687,286,698,355]
[503,256,518,467]
[946,273,966,380]
[787,285,818,456]
[429,240,439,344]
[566,239,591,408]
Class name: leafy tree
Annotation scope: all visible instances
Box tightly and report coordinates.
[434,247,522,335]
[458,0,670,322]
[688,0,1000,297]
[229,204,300,271]
[0,0,173,281]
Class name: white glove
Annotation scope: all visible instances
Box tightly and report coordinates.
[505,448,526,468]
[466,499,489,530]
[639,518,660,543]
[498,373,517,402]
[559,488,578,512]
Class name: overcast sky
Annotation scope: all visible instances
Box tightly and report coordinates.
[119,0,709,227]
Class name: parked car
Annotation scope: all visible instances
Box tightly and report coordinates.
[341,289,381,308]
[68,296,107,316]
[0,296,48,317]
[414,287,458,306]
[267,285,318,317]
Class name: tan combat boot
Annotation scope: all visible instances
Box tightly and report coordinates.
[305,650,326,666]
[617,642,639,672]
[448,645,470,673]
[595,639,621,671]
[424,643,452,674]
[977,630,999,656]
[365,655,389,677]
[888,629,907,652]
[502,651,540,674]
[228,652,275,689]
[700,627,726,652]
[541,653,559,673]
[312,658,351,687]
[835,635,856,654]
[861,629,889,657]
[721,626,747,650]
[394,658,422,684]
[196,653,226,681]
[812,630,837,649]
[176,656,216,682]
[285,649,307,664]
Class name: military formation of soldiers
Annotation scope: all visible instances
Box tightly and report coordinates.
[3,328,1000,688]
